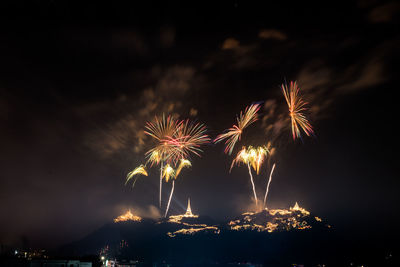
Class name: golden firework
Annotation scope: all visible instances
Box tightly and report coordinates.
[231,146,269,175]
[162,164,176,182]
[125,165,148,188]
[214,104,260,155]
[281,81,314,140]
[175,159,192,178]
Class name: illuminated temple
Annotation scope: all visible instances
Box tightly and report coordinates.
[168,198,198,223]
[166,198,220,237]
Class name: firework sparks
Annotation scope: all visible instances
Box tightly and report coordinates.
[145,115,184,164]
[281,81,314,140]
[230,146,269,175]
[129,115,207,213]
[263,163,276,209]
[146,150,162,166]
[144,115,182,207]
[230,146,269,208]
[254,146,268,175]
[214,104,260,155]
[144,114,180,143]
[175,158,192,177]
[125,165,148,188]
[165,120,210,158]
[162,164,176,183]
[164,159,192,218]
[161,120,208,217]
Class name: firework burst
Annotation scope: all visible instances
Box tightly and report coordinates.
[165,120,210,159]
[175,158,192,178]
[144,114,179,143]
[145,115,183,164]
[230,146,269,175]
[281,81,314,140]
[214,104,260,155]
[162,164,176,183]
[164,159,192,218]
[144,115,183,207]
[125,165,148,188]
[141,115,208,212]
[230,146,270,208]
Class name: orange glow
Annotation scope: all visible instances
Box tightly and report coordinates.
[166,199,220,237]
[168,199,199,223]
[229,202,317,233]
[268,209,292,216]
[114,210,142,223]
[290,202,310,215]
[167,226,220,237]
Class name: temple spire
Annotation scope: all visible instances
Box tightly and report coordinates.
[185,198,193,216]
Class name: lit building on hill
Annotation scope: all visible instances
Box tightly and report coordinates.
[114,210,142,223]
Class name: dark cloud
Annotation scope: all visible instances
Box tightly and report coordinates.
[221,38,240,50]
[111,30,148,54]
[160,26,176,48]
[258,29,287,41]
[367,1,400,23]
[296,39,396,120]
[83,65,197,158]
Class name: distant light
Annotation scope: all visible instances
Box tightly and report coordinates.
[101,256,105,260]
[14,250,18,255]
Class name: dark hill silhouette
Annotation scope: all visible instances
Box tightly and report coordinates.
[60,203,346,265]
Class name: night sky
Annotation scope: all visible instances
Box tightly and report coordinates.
[0,1,399,248]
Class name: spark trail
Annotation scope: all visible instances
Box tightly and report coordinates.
[214,104,260,155]
[263,163,276,209]
[164,159,191,217]
[125,165,148,189]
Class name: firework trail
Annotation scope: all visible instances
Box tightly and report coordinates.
[263,163,276,209]
[164,159,192,217]
[144,115,182,207]
[281,81,314,140]
[247,162,258,207]
[162,120,208,217]
[142,114,209,213]
[231,146,269,208]
[146,150,164,207]
[159,162,163,207]
[164,178,175,218]
[214,104,260,155]
[125,165,148,189]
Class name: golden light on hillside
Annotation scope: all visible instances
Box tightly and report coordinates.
[228,202,317,232]
[168,198,199,223]
[114,210,142,223]
[166,199,220,237]
[315,216,322,222]
[290,202,310,215]
[167,226,220,237]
